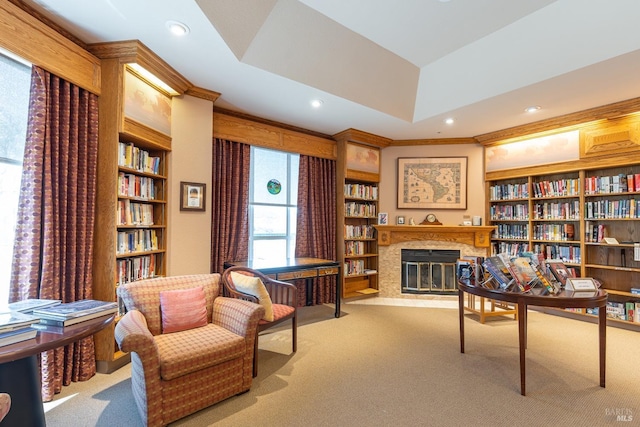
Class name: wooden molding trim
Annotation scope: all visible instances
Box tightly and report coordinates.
[213,111,337,160]
[185,86,221,103]
[88,40,191,95]
[476,97,640,146]
[390,137,478,146]
[0,1,101,94]
[374,225,495,248]
[333,128,392,148]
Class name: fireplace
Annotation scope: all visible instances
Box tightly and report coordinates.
[401,249,460,294]
[374,225,494,300]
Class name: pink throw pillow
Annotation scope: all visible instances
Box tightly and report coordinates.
[160,286,208,333]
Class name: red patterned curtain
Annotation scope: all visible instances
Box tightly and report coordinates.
[295,155,337,304]
[211,138,251,273]
[9,66,99,401]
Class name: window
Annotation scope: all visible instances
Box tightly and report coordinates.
[249,147,299,263]
[0,52,31,305]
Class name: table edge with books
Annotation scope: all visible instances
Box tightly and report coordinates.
[457,279,607,396]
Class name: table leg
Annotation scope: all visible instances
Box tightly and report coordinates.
[518,301,527,396]
[599,305,606,388]
[459,289,465,353]
[335,271,341,318]
[0,355,46,427]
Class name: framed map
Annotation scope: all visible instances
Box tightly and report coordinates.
[397,157,467,209]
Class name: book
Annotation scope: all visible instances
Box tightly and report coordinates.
[33,299,118,320]
[482,256,513,290]
[546,260,573,286]
[37,308,117,327]
[0,327,37,347]
[6,298,61,313]
[0,311,41,334]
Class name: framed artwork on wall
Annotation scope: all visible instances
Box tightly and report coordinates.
[397,157,467,209]
[180,181,206,211]
[346,142,380,174]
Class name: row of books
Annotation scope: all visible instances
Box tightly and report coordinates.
[116,229,159,255]
[490,203,529,220]
[493,223,529,240]
[531,178,580,198]
[118,172,158,200]
[489,183,529,201]
[344,259,368,276]
[532,243,581,264]
[344,224,375,240]
[585,198,640,219]
[533,201,580,220]
[605,301,640,322]
[343,183,378,201]
[0,299,117,347]
[116,254,159,286]
[344,202,376,218]
[491,242,529,258]
[584,173,640,195]
[584,222,606,243]
[532,223,577,241]
[345,240,368,256]
[117,200,156,226]
[118,142,162,175]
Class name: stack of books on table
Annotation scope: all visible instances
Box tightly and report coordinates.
[0,310,41,347]
[32,299,118,327]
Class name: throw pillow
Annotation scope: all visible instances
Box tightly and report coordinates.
[230,271,274,321]
[160,285,208,333]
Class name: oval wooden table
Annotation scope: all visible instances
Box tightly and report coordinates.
[458,281,607,396]
[0,314,115,427]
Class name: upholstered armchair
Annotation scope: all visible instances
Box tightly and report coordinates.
[115,274,264,427]
[221,266,297,377]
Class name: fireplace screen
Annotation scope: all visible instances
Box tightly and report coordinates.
[401,249,459,293]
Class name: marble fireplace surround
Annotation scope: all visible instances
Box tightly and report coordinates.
[374,226,495,299]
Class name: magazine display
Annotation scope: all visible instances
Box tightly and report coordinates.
[33,299,117,327]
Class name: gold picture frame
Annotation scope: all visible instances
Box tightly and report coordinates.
[397,157,467,209]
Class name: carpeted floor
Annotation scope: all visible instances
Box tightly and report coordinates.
[44,301,640,426]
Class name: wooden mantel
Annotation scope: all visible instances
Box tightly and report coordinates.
[374,225,496,248]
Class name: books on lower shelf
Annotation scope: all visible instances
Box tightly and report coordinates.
[33,299,118,327]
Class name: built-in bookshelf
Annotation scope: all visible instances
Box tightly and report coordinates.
[89,40,188,373]
[484,113,640,330]
[334,130,390,299]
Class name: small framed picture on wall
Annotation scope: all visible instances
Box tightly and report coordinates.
[180,181,206,211]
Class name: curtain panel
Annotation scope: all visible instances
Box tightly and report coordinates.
[295,155,337,305]
[211,138,251,274]
[9,66,99,401]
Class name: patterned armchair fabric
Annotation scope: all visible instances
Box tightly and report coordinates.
[0,393,10,422]
[115,274,264,427]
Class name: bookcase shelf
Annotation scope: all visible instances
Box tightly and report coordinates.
[485,124,640,329]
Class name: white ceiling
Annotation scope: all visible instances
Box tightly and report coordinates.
[22,0,640,140]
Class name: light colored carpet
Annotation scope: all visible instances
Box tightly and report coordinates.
[44,302,640,426]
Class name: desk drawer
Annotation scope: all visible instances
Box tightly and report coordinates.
[277,269,317,280]
[318,267,339,276]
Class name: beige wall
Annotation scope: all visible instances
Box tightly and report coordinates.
[379,143,485,226]
[168,95,213,275]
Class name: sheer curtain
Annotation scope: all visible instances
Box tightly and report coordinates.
[9,66,99,401]
[295,155,337,304]
[211,138,251,274]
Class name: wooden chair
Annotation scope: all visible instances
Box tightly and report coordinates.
[221,266,297,377]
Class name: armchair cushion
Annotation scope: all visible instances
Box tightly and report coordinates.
[229,271,274,321]
[155,324,245,380]
[160,285,207,333]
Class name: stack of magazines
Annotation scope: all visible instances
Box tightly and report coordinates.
[0,311,41,347]
[33,299,118,327]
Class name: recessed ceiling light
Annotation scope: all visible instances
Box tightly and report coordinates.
[444,118,454,125]
[165,20,190,36]
[310,99,324,108]
[525,105,541,113]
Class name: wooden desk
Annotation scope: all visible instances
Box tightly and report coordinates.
[0,314,115,427]
[458,281,607,396]
[224,258,341,317]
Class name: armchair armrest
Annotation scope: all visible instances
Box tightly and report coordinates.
[213,297,264,340]
[114,309,159,366]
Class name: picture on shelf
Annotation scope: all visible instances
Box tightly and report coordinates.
[396,215,405,225]
[378,212,388,225]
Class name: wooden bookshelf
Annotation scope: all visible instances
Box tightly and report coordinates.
[88,41,186,373]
